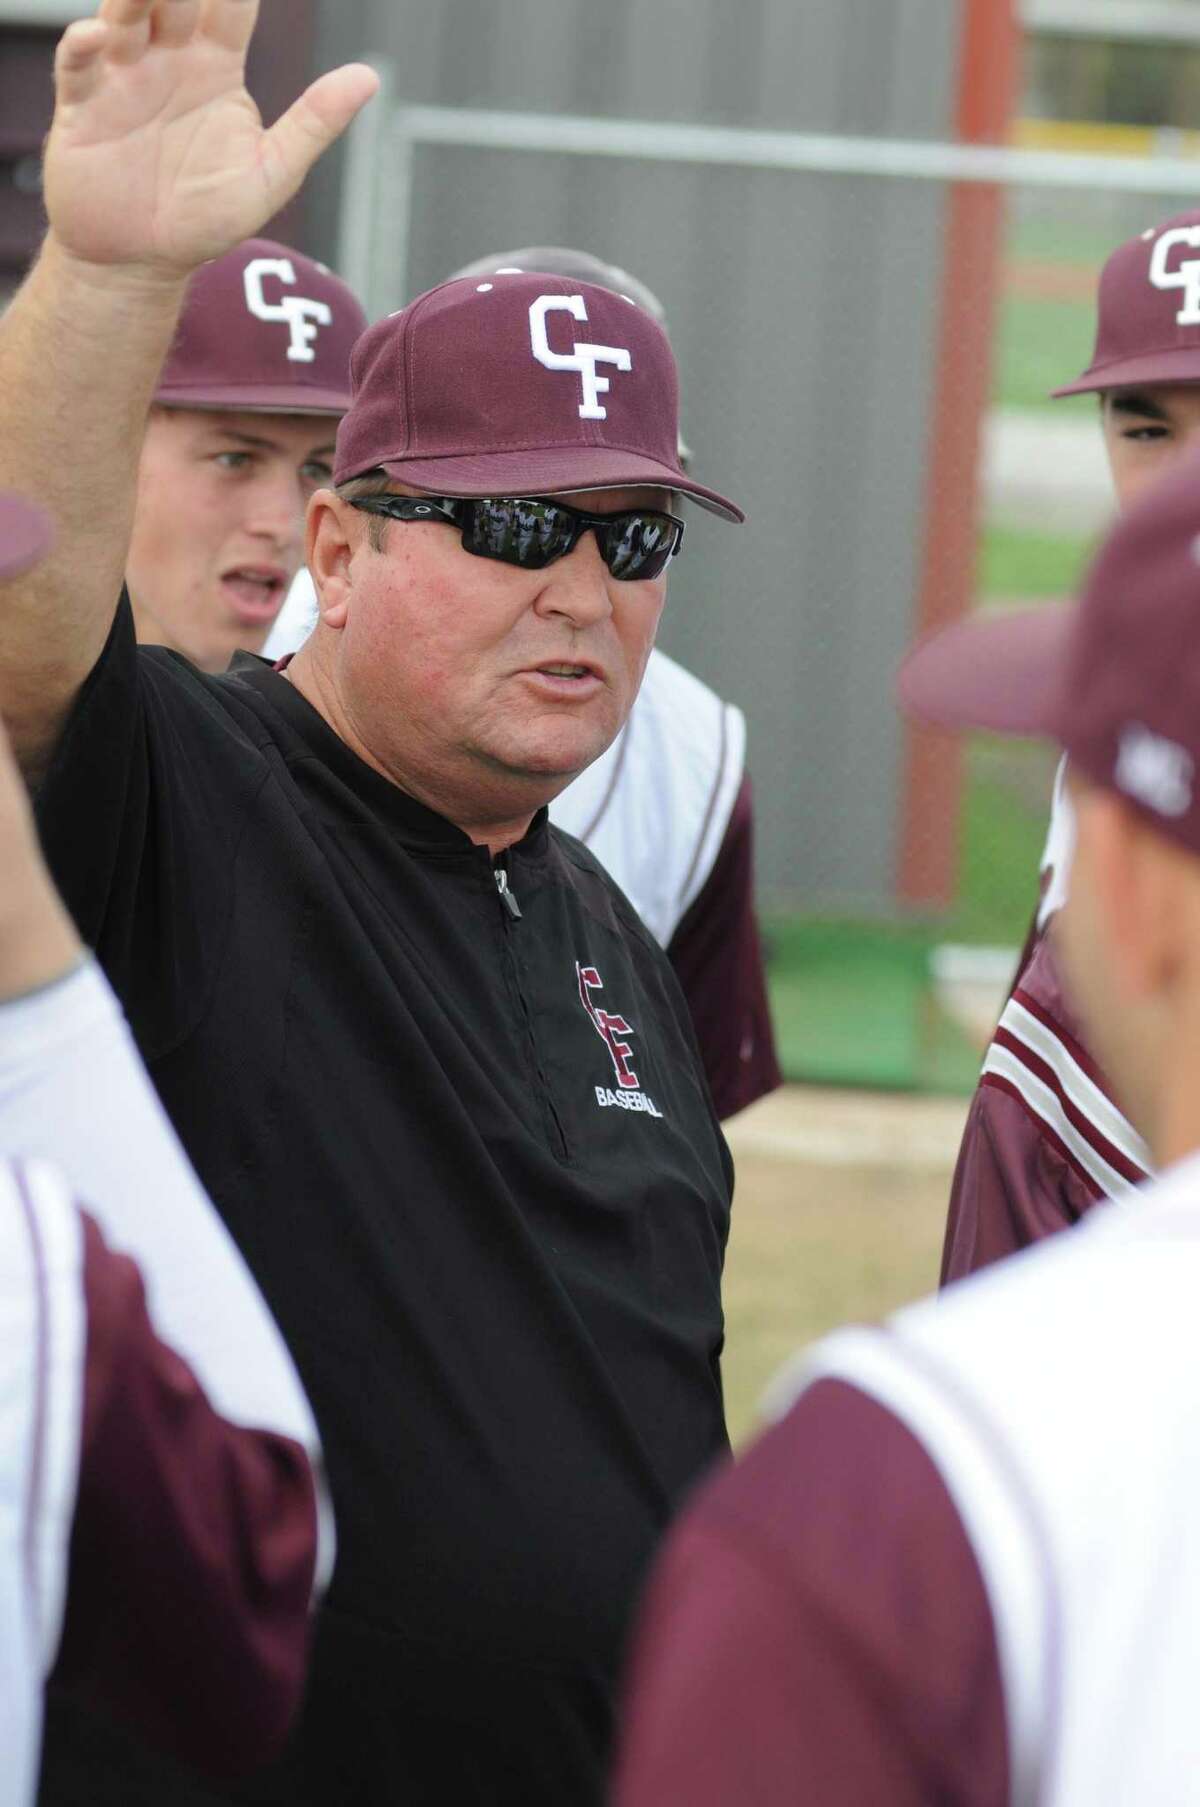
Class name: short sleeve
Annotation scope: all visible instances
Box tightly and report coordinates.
[666,774,781,1120]
[614,1378,1008,1807]
[53,1211,316,1777]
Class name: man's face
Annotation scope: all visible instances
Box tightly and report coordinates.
[127,407,337,673]
[1101,385,1200,506]
[318,485,670,832]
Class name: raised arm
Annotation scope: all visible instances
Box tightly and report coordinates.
[0,0,376,777]
[0,554,329,1565]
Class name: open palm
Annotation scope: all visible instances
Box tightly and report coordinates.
[44,0,377,274]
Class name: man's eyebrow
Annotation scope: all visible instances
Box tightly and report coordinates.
[204,427,338,455]
[1108,392,1169,421]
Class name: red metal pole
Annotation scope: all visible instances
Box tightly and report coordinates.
[895,0,1022,907]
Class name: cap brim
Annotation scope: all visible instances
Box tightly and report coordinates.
[1052,346,1200,398]
[154,383,351,417]
[373,446,744,523]
[0,493,52,581]
[896,605,1076,736]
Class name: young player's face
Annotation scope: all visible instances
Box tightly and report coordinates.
[312,484,667,838]
[127,408,337,674]
[1102,386,1200,507]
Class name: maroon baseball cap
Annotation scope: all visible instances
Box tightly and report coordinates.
[0,493,51,581]
[155,238,367,416]
[333,271,743,521]
[898,444,1200,854]
[1054,210,1200,398]
[447,247,695,467]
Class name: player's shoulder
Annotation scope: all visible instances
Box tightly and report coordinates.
[134,643,284,766]
[633,648,744,755]
[1009,927,1079,1035]
[986,927,1152,1198]
[638,646,726,715]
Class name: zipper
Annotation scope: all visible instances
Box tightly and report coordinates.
[494,864,522,919]
[489,853,568,1160]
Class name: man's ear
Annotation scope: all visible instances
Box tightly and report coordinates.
[1082,791,1182,1002]
[305,490,359,631]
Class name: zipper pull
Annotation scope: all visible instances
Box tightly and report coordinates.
[495,866,522,919]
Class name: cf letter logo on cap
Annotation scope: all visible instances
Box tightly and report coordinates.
[529,295,632,420]
[1149,226,1200,326]
[243,257,333,363]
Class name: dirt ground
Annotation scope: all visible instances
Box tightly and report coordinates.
[719,1086,968,1447]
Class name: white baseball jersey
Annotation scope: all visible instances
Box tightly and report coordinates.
[773,1150,1200,1805]
[263,572,747,948]
[0,1162,85,1807]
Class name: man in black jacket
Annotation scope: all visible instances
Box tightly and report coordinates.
[0,5,744,1803]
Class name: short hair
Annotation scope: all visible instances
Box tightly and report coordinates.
[336,470,395,552]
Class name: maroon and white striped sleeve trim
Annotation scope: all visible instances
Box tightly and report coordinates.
[981,985,1151,1202]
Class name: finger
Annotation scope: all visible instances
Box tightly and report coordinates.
[53,18,112,106]
[150,0,203,49]
[96,0,156,21]
[259,64,379,211]
[96,0,152,65]
[197,0,260,55]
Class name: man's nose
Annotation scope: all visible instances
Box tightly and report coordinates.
[533,529,614,625]
[246,469,306,550]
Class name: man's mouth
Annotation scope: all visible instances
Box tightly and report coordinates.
[222,567,288,623]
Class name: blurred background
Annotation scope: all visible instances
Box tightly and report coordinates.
[3,0,1197,1432]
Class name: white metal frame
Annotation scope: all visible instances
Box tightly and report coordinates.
[340,90,1200,309]
[1023,0,1200,44]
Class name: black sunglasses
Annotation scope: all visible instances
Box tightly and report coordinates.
[348,493,685,581]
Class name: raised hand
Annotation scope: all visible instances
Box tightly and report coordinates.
[44,0,378,276]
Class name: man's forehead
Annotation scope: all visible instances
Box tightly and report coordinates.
[1105,383,1200,414]
[157,406,338,451]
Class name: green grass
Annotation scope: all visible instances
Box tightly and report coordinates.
[765,746,1052,1094]
[952,748,1051,940]
[993,294,1095,411]
[1003,214,1123,269]
[765,916,985,1095]
[978,521,1092,599]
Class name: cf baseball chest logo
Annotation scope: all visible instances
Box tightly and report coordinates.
[1150,226,1200,325]
[577,963,664,1118]
[243,256,333,363]
[530,295,633,420]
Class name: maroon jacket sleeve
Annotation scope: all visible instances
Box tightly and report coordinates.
[614,1378,1008,1807]
[940,930,1144,1287]
[666,773,782,1121]
[51,1213,317,1778]
[940,1081,1103,1285]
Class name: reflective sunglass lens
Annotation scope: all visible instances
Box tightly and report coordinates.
[603,513,676,580]
[466,500,575,569]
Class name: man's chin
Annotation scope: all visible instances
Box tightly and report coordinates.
[526,714,623,771]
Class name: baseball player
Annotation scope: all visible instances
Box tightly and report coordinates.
[942,207,1200,1282]
[266,243,780,1121]
[0,491,328,1803]
[128,235,365,674]
[3,11,738,1805]
[616,443,1200,1806]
